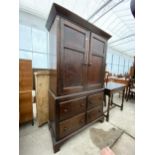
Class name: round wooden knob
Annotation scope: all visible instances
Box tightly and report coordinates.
[98,110,101,113]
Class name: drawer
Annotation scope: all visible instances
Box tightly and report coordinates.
[87,106,103,123]
[59,113,85,139]
[87,92,103,109]
[59,97,86,121]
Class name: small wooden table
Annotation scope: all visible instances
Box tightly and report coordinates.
[108,76,129,85]
[104,82,126,121]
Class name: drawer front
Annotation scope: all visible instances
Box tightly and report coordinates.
[88,92,103,109]
[87,106,103,123]
[59,113,85,139]
[59,97,86,121]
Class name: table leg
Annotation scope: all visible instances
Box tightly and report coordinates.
[106,94,111,121]
[111,94,113,105]
[121,89,125,110]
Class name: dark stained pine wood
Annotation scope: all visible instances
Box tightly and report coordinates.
[46,3,111,153]
[87,105,103,123]
[59,113,85,139]
[60,19,90,95]
[46,3,111,39]
[59,97,86,121]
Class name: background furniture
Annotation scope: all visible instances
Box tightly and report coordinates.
[126,78,135,101]
[104,71,109,85]
[104,82,126,121]
[34,71,50,126]
[108,76,129,99]
[46,3,111,153]
[19,59,33,125]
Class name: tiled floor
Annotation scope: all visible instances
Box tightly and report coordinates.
[19,94,135,155]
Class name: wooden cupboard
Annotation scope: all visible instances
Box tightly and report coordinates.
[46,3,111,153]
[19,59,33,125]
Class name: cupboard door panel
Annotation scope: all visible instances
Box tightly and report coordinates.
[60,19,89,95]
[87,33,106,90]
[87,56,103,88]
[63,49,84,88]
[64,26,85,50]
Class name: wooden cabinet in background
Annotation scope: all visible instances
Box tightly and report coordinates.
[46,3,111,153]
[19,59,33,125]
[34,71,50,126]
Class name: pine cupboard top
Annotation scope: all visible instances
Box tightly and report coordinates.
[46,3,111,40]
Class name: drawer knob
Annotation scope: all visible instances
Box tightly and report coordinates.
[64,108,68,113]
[98,110,101,113]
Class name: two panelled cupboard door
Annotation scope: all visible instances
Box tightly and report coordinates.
[87,33,106,90]
[59,19,106,95]
[60,19,90,95]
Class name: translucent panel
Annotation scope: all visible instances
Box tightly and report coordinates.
[48,54,56,69]
[119,56,125,65]
[124,65,129,74]
[118,66,124,74]
[112,65,119,75]
[19,50,32,60]
[128,60,133,68]
[106,52,113,64]
[106,63,112,73]
[19,24,32,50]
[124,59,129,66]
[32,28,47,53]
[20,0,135,56]
[32,53,48,68]
[112,55,119,65]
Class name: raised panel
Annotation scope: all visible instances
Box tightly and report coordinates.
[60,19,89,95]
[92,38,105,57]
[59,97,86,121]
[64,25,85,50]
[87,56,103,88]
[63,49,84,88]
[59,113,85,139]
[87,33,106,90]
